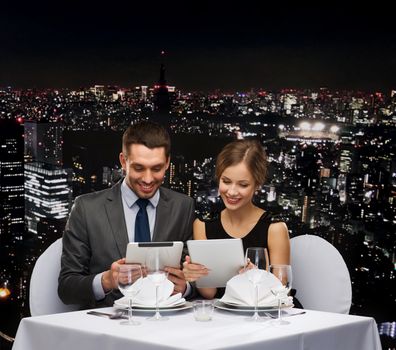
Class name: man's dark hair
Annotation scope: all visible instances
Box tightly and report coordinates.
[122,121,171,158]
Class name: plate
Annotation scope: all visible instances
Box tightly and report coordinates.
[214,300,292,313]
[114,300,192,312]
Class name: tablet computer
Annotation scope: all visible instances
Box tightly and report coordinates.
[187,238,245,288]
[125,241,183,269]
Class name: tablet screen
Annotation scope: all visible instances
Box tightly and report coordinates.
[125,241,183,269]
[187,238,245,288]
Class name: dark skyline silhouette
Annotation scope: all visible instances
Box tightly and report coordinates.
[1,2,395,91]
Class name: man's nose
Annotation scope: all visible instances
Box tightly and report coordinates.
[142,170,154,183]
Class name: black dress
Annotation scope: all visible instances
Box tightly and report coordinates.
[204,211,303,308]
[204,211,272,299]
[205,211,272,252]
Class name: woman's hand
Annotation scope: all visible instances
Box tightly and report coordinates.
[182,255,210,282]
[239,258,254,274]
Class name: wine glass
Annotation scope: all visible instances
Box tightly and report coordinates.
[146,248,169,321]
[244,247,269,322]
[117,264,143,326]
[269,264,292,325]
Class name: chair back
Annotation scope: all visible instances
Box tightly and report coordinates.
[29,238,80,316]
[290,234,352,314]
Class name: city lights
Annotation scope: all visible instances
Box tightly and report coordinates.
[0,85,395,348]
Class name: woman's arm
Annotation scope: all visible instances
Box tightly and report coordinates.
[267,221,290,265]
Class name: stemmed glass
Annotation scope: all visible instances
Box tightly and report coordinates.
[117,264,143,326]
[146,248,169,321]
[270,264,292,325]
[244,247,269,322]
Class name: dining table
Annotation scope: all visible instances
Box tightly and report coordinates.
[12,304,382,350]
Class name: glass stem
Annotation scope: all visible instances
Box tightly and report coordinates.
[128,297,133,324]
[278,298,281,321]
[155,285,160,319]
[253,284,259,319]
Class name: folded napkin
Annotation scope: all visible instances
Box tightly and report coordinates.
[220,271,293,307]
[115,277,185,307]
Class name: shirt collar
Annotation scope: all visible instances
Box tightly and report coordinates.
[121,178,160,208]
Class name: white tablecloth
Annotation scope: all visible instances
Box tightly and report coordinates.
[12,307,382,350]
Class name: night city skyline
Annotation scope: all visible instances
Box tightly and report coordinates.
[1,81,396,348]
[1,3,396,349]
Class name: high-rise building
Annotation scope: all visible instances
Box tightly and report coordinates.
[301,195,316,228]
[0,119,25,244]
[24,120,64,166]
[25,162,71,238]
[153,63,171,114]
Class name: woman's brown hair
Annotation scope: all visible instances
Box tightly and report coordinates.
[215,139,268,186]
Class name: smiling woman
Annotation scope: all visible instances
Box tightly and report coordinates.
[183,139,291,300]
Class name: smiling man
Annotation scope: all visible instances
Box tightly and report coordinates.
[58,121,195,308]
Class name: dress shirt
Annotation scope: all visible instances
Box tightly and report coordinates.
[93,179,159,300]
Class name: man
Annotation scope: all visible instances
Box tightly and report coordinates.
[58,121,195,308]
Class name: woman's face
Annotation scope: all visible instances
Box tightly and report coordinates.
[219,161,256,211]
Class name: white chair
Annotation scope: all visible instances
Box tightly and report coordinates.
[29,238,80,316]
[290,234,352,314]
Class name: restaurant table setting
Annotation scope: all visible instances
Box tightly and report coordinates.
[12,304,382,350]
[13,264,381,349]
[114,278,186,309]
[219,272,293,308]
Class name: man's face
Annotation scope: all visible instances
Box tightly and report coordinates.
[120,144,170,199]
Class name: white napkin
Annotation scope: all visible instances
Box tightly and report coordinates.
[115,277,185,307]
[220,270,293,307]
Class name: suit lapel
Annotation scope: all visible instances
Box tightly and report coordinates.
[153,187,171,241]
[104,181,129,257]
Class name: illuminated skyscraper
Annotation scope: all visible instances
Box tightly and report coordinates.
[24,120,64,166]
[25,162,71,238]
[301,195,316,228]
[0,119,25,244]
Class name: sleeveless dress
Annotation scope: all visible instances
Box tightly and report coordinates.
[205,211,272,252]
[204,211,273,299]
[204,211,303,307]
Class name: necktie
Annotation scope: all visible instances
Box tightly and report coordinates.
[134,198,151,242]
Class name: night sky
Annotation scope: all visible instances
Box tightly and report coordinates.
[1,2,395,92]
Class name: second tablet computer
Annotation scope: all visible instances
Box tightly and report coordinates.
[126,241,183,269]
[187,238,245,288]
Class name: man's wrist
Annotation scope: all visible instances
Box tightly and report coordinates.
[101,271,113,294]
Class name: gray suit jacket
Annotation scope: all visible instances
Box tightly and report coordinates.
[58,180,195,308]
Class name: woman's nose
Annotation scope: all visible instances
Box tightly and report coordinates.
[227,185,238,196]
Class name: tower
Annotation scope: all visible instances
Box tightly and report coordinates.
[0,118,25,244]
[25,162,71,238]
[153,52,171,114]
[24,120,64,166]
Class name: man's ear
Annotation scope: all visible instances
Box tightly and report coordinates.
[165,157,170,170]
[119,152,126,170]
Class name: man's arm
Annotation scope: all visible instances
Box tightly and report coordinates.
[58,197,97,306]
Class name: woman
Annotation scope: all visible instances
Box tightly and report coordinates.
[183,139,290,299]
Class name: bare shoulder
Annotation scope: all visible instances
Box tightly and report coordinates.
[268,221,289,240]
[193,219,207,240]
[267,221,290,264]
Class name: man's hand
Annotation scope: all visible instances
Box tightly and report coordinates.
[101,258,125,292]
[165,266,187,295]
